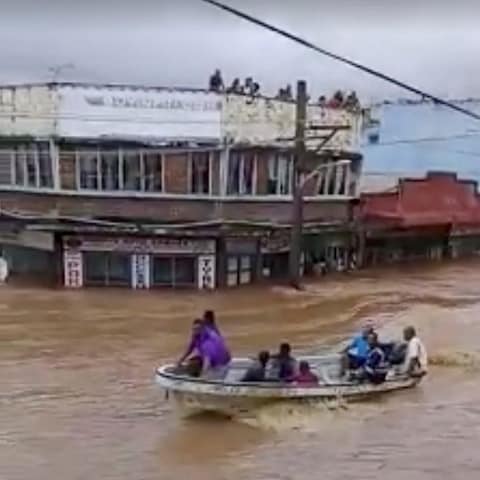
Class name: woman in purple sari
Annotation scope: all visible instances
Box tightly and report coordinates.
[177,317,231,379]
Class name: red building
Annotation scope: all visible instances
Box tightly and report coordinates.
[356,171,480,266]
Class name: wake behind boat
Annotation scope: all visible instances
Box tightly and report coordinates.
[155,353,422,417]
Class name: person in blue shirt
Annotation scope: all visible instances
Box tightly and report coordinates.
[340,325,374,376]
[362,331,388,384]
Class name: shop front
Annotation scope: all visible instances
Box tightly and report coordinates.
[63,236,216,290]
[223,238,258,287]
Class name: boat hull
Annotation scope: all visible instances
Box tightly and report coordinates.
[156,355,422,417]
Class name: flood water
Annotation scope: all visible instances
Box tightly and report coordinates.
[2,260,480,480]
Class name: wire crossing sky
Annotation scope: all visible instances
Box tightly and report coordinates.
[200,0,480,122]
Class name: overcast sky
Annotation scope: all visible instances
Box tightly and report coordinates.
[0,0,479,101]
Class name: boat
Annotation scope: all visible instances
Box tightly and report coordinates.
[155,353,423,417]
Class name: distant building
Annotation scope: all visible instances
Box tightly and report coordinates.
[356,171,480,265]
[0,82,363,289]
[361,100,480,192]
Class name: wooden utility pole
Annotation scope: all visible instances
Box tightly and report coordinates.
[289,80,307,289]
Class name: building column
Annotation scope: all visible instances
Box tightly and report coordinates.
[356,229,366,269]
[53,233,64,287]
[50,138,61,191]
[344,164,352,196]
[219,145,230,197]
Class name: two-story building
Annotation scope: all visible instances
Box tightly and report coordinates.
[0,82,363,289]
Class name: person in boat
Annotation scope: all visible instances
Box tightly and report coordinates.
[203,310,220,335]
[361,331,389,384]
[197,322,231,380]
[294,361,319,385]
[340,324,374,375]
[403,326,428,377]
[269,343,297,382]
[177,318,231,379]
[242,350,270,382]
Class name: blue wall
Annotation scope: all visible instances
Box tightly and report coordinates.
[362,100,480,187]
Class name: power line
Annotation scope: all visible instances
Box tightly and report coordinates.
[200,0,480,122]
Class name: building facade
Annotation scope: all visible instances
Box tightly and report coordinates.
[356,171,480,267]
[361,99,480,192]
[0,83,363,289]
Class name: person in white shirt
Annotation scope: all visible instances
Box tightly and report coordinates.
[0,255,8,283]
[403,326,428,377]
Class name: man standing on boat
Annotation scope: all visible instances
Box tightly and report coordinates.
[403,326,428,377]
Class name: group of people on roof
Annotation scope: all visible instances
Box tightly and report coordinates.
[175,311,427,386]
[208,69,361,111]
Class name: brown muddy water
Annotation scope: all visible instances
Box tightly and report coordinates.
[2,260,480,480]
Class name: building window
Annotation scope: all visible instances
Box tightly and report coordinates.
[227,255,254,287]
[267,153,292,195]
[143,152,163,192]
[151,256,196,288]
[83,251,131,286]
[38,144,53,187]
[12,144,53,188]
[189,152,210,194]
[123,150,142,191]
[100,150,120,190]
[227,151,256,195]
[78,150,99,190]
[77,148,164,192]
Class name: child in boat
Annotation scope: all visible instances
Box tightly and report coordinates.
[294,361,319,385]
[242,351,270,382]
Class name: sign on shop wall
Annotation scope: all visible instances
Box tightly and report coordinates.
[260,233,291,254]
[198,255,216,290]
[131,254,150,289]
[64,250,83,288]
[56,86,222,141]
[63,236,215,255]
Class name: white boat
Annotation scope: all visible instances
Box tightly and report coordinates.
[155,354,423,417]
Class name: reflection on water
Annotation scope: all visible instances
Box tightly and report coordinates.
[2,260,480,479]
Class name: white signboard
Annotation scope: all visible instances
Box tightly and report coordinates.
[64,236,215,255]
[56,85,222,141]
[64,250,83,288]
[131,254,150,289]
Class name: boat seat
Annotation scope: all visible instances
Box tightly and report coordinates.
[320,367,336,385]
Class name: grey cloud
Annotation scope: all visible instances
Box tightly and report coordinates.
[0,0,478,101]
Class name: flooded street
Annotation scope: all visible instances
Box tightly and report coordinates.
[2,261,480,480]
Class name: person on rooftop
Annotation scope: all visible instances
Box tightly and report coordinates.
[328,90,344,108]
[227,78,243,94]
[209,69,224,92]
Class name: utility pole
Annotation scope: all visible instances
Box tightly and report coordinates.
[289,80,307,289]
